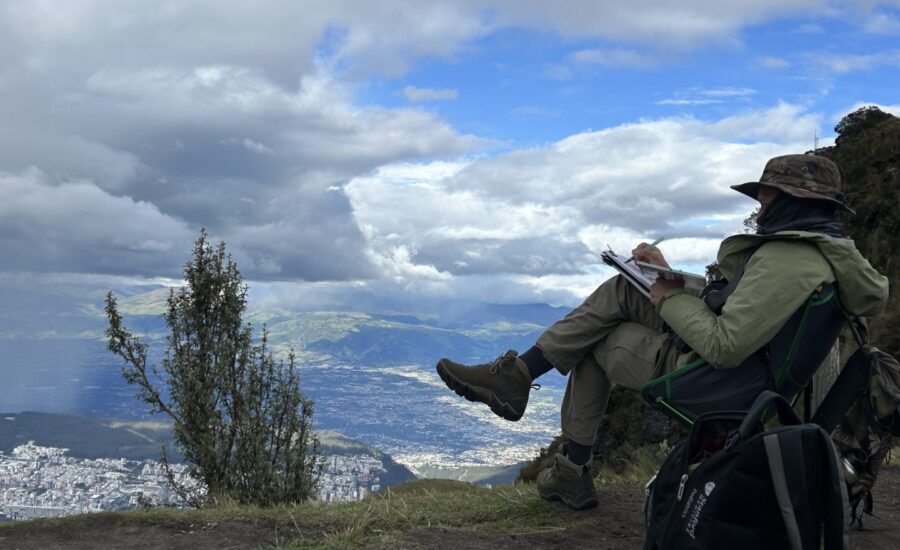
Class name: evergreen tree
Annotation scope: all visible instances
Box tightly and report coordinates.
[105,230,320,507]
[817,106,900,357]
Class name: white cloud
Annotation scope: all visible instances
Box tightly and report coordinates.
[241,138,274,155]
[367,245,453,283]
[402,85,459,102]
[758,56,792,69]
[836,102,900,120]
[812,50,900,73]
[0,2,845,95]
[483,0,827,49]
[346,104,816,300]
[568,48,655,67]
[657,99,723,106]
[700,87,756,97]
[657,87,756,106]
[706,102,822,143]
[863,11,900,34]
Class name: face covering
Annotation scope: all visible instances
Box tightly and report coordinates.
[756,192,843,237]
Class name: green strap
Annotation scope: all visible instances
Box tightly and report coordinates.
[654,397,695,425]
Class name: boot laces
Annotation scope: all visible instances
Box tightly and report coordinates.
[488,350,518,374]
[488,350,541,390]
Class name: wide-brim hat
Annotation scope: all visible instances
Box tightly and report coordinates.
[731,154,855,214]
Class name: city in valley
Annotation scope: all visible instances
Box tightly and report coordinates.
[0,442,390,521]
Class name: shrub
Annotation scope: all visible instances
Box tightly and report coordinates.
[105,230,320,506]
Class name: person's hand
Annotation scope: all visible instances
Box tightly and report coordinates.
[632,242,670,268]
[650,278,684,306]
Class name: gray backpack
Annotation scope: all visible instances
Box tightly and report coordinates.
[812,318,900,527]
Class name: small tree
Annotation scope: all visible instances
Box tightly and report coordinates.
[105,230,320,507]
[742,206,759,234]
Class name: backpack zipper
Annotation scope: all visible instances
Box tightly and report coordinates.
[660,470,691,544]
[677,473,689,501]
[658,437,696,544]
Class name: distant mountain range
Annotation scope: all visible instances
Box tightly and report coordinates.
[106,287,569,366]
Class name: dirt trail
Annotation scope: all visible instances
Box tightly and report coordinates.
[1,468,899,549]
[391,466,900,549]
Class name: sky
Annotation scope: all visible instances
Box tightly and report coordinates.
[1,0,899,311]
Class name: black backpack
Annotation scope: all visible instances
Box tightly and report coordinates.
[644,391,848,550]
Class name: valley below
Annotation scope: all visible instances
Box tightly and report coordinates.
[0,293,573,487]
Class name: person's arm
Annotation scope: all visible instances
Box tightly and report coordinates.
[655,241,833,369]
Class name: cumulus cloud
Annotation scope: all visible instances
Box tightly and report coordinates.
[346,104,816,297]
[0,9,481,281]
[0,0,889,303]
[0,169,194,275]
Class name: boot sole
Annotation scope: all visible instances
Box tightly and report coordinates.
[537,487,599,511]
[436,361,523,422]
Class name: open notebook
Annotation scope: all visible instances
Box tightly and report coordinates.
[600,249,706,298]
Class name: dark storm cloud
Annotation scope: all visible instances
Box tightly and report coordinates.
[0,3,480,280]
[415,237,598,276]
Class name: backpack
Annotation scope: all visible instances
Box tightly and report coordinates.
[644,391,848,550]
[812,317,900,527]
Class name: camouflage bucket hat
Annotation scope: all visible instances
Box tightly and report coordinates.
[731,154,855,214]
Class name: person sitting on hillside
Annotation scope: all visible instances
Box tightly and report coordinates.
[436,154,888,510]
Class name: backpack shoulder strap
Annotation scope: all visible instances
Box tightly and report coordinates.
[762,433,805,550]
[763,429,849,550]
[811,309,872,432]
[811,348,871,432]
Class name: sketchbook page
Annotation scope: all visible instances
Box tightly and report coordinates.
[600,250,652,298]
[635,261,707,291]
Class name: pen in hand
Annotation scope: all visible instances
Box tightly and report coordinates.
[625,237,666,264]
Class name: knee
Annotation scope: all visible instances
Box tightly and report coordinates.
[583,275,623,308]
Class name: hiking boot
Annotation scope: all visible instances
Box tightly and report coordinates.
[536,452,599,510]
[435,350,533,421]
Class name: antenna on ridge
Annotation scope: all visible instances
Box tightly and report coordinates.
[814,130,819,151]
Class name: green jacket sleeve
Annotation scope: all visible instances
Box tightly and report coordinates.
[656,240,834,369]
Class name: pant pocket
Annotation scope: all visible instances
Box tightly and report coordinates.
[592,322,670,391]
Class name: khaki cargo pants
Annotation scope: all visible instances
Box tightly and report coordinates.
[536,275,682,446]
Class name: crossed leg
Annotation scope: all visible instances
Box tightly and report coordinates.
[536,275,682,446]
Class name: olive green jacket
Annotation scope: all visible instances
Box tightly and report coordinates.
[657,231,889,370]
